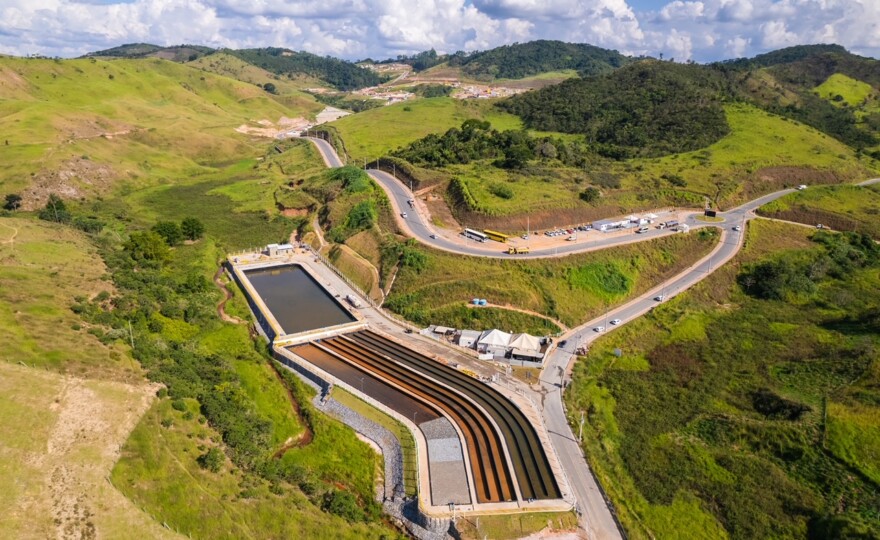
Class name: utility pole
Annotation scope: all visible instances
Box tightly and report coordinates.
[578,410,585,443]
[128,320,134,350]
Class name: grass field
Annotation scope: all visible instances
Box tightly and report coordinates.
[0,362,174,539]
[758,182,880,237]
[326,97,522,161]
[620,103,876,206]
[813,73,875,108]
[112,398,394,539]
[385,230,718,331]
[187,52,330,100]
[455,510,578,539]
[0,56,318,207]
[0,217,142,380]
[331,387,418,497]
[564,219,880,539]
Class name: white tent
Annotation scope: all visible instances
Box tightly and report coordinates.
[508,333,542,353]
[477,329,512,356]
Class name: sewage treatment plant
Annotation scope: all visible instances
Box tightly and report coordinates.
[228,246,569,521]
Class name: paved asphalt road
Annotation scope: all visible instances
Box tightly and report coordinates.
[303,135,879,538]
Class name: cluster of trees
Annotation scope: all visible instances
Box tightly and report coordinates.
[738,230,879,301]
[311,92,384,113]
[227,48,384,91]
[453,40,631,80]
[410,84,453,98]
[499,61,731,159]
[391,119,591,170]
[373,40,631,80]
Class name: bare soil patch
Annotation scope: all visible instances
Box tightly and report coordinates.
[0,362,177,539]
[20,156,118,210]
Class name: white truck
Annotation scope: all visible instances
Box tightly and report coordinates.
[344,294,362,308]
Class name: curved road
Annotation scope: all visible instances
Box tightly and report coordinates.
[302,134,878,538]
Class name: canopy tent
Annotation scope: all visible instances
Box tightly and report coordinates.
[508,333,541,353]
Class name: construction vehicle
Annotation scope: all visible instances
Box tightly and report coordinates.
[506,246,530,255]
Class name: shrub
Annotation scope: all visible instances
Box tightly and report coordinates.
[152,221,183,246]
[580,187,601,203]
[197,447,224,472]
[489,183,514,199]
[180,217,205,241]
[38,194,71,223]
[3,193,21,211]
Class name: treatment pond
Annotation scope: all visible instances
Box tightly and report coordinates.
[244,264,355,334]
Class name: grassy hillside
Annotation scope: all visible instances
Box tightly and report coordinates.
[0,218,142,380]
[186,52,326,110]
[226,48,382,91]
[0,56,317,209]
[758,183,880,237]
[454,40,631,80]
[814,73,875,107]
[385,229,719,331]
[325,97,522,161]
[565,219,880,539]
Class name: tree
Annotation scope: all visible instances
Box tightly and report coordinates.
[152,221,183,246]
[3,194,22,211]
[263,82,276,94]
[181,217,205,241]
[580,187,601,203]
[38,194,71,223]
[125,231,171,263]
[197,447,224,473]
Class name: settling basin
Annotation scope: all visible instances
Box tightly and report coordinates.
[243,264,355,335]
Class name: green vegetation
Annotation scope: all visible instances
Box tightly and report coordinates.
[758,183,880,237]
[385,231,717,330]
[565,220,880,539]
[0,218,141,379]
[326,98,522,162]
[113,398,396,539]
[0,55,317,202]
[500,61,731,158]
[453,40,630,80]
[331,387,418,497]
[226,48,383,91]
[814,73,875,107]
[455,510,579,539]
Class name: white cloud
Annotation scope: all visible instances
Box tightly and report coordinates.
[0,0,877,63]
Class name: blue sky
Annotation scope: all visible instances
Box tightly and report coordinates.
[1,1,878,63]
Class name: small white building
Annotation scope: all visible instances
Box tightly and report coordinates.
[266,243,295,256]
[455,329,482,349]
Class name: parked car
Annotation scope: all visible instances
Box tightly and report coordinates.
[610,319,621,325]
[558,340,567,348]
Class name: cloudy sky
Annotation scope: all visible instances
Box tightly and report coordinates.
[1,0,878,63]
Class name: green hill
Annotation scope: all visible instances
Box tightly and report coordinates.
[499,60,731,158]
[87,43,214,62]
[453,40,632,80]
[723,45,880,151]
[225,48,383,91]
[0,55,317,208]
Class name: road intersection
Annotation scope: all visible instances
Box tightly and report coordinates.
[302,134,878,538]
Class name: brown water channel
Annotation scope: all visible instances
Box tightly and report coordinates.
[291,342,439,422]
[244,264,355,335]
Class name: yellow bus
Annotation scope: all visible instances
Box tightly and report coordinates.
[483,229,510,243]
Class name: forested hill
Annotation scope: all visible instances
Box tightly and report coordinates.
[499,61,731,158]
[224,48,383,91]
[452,40,632,79]
[87,44,383,91]
[719,45,880,150]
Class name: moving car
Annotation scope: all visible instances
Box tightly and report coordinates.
[733,225,742,231]
[593,326,605,332]
[654,294,666,301]
[610,319,621,325]
[400,212,407,218]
